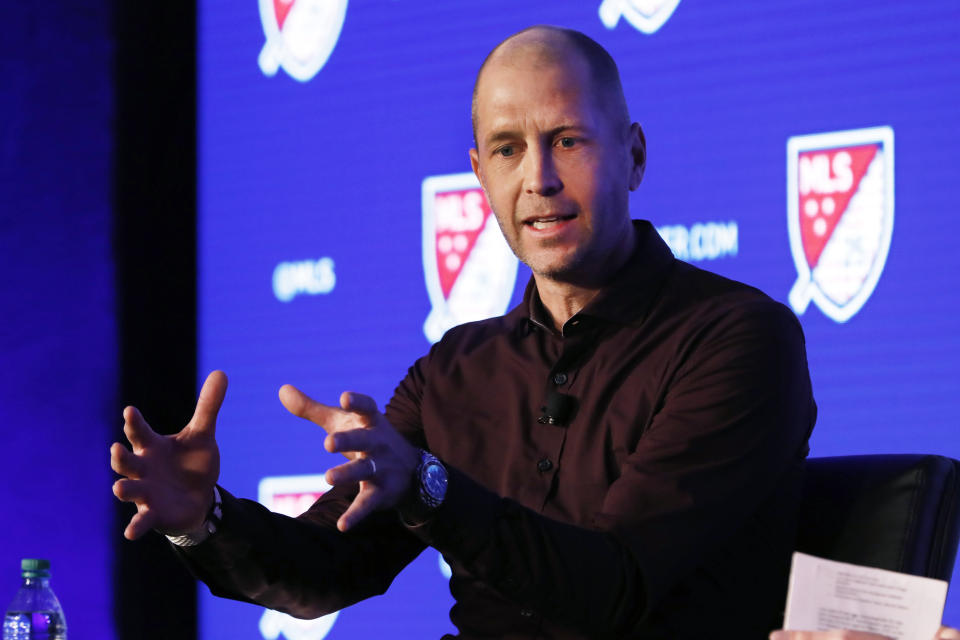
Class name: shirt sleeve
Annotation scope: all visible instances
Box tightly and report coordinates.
[172,482,426,619]
[172,349,442,617]
[169,344,434,619]
[394,298,815,636]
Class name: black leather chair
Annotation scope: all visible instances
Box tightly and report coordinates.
[797,454,960,581]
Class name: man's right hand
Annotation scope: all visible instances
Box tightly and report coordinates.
[110,370,228,540]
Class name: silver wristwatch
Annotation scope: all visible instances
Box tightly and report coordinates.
[166,486,222,547]
[416,450,448,510]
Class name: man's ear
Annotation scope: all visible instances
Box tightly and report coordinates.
[628,122,646,191]
[469,147,482,188]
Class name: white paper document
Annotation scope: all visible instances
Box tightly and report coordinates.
[783,552,948,640]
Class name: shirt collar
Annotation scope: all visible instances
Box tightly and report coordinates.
[511,219,676,334]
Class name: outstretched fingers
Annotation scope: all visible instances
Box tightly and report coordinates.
[113,478,151,504]
[110,442,144,478]
[340,391,379,415]
[190,370,228,436]
[124,505,158,540]
[337,485,382,532]
[279,384,343,433]
[113,479,158,539]
[123,406,158,451]
[325,427,374,456]
[326,456,376,486]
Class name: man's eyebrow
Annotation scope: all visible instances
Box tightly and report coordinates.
[546,124,588,138]
[483,124,588,147]
[484,130,521,147]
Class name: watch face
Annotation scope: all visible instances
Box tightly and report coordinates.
[422,460,448,504]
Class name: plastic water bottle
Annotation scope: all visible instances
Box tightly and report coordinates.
[2,559,67,640]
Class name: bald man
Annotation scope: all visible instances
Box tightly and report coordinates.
[112,26,816,637]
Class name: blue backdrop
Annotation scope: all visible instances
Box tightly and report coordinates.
[197,1,960,637]
[0,2,114,638]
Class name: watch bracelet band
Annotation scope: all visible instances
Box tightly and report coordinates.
[166,486,223,547]
[399,450,445,526]
[416,449,448,510]
[418,460,444,510]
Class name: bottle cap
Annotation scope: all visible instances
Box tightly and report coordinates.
[21,558,51,578]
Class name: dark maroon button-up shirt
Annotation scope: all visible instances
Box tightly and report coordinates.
[180,220,816,639]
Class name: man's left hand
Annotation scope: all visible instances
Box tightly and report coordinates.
[279,385,420,532]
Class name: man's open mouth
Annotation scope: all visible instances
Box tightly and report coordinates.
[524,214,577,230]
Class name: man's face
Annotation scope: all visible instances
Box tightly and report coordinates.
[470,48,645,284]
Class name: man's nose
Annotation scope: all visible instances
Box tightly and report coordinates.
[523,144,563,197]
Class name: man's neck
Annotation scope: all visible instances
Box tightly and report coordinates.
[534,278,604,331]
[533,228,638,332]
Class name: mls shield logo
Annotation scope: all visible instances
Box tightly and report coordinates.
[422,173,518,344]
[258,0,348,82]
[599,0,682,33]
[257,475,338,640]
[787,126,895,323]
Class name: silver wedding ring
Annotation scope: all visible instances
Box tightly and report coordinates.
[367,457,377,476]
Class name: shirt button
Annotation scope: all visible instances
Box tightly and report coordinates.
[537,458,553,472]
[553,372,568,385]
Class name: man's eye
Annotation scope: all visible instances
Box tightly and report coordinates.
[496,146,515,157]
[558,137,576,148]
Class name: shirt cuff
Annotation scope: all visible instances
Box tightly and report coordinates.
[398,465,502,564]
